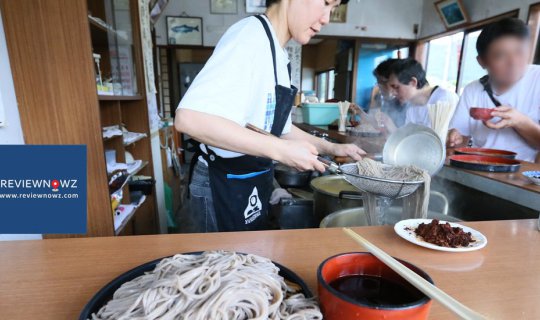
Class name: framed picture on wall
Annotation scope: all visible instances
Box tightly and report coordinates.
[166,16,203,46]
[210,0,238,14]
[435,0,469,29]
[246,0,266,13]
[330,4,347,23]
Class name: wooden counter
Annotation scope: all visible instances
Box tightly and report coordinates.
[1,220,539,319]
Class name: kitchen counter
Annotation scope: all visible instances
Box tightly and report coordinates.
[1,220,539,319]
[296,123,540,211]
[439,160,540,211]
[295,122,386,154]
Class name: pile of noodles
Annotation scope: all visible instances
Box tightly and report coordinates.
[356,158,430,224]
[89,251,322,320]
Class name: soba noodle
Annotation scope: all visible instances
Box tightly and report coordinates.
[356,159,431,222]
[89,251,322,320]
[428,100,457,142]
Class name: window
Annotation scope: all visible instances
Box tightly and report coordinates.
[425,32,464,92]
[421,11,518,94]
[316,69,334,102]
[392,47,410,59]
[457,30,486,94]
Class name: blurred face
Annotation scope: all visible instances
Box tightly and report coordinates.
[387,74,418,104]
[376,77,393,98]
[477,36,530,88]
[287,0,341,44]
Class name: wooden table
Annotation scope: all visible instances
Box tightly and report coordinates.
[1,220,539,319]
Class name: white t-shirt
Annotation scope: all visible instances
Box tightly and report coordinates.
[405,86,459,128]
[177,15,291,158]
[450,65,540,162]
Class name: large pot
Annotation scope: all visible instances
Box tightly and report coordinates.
[310,175,363,223]
[320,192,456,228]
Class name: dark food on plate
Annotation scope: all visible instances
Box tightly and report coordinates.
[329,274,424,306]
[414,219,475,248]
[89,251,322,320]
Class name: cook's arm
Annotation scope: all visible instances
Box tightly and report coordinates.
[175,109,326,171]
[282,125,366,160]
[282,125,334,154]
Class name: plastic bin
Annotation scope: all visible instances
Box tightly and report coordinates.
[301,103,340,125]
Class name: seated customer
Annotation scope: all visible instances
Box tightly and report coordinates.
[448,18,540,162]
[387,58,459,128]
[370,58,408,130]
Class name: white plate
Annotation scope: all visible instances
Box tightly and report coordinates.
[394,219,488,252]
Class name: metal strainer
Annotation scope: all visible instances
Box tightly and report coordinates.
[319,158,424,199]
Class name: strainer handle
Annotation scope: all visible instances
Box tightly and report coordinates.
[317,156,340,174]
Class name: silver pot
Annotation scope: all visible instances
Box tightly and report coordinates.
[310,175,363,223]
[383,124,445,176]
[320,191,456,228]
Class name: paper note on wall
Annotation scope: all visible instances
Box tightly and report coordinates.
[0,88,5,127]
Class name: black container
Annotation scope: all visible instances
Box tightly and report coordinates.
[274,163,312,188]
[271,198,317,229]
[128,178,155,195]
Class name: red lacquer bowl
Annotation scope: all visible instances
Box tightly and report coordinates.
[318,252,433,320]
[469,107,494,121]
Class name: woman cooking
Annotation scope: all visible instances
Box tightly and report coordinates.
[174,0,365,232]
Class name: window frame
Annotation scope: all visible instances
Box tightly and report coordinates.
[315,68,335,102]
[527,2,540,64]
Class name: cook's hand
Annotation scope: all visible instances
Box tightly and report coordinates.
[276,140,326,172]
[331,143,366,161]
[447,128,463,147]
[484,106,530,130]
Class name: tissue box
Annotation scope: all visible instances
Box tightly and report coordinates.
[301,103,340,125]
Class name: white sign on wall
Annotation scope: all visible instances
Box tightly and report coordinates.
[285,40,302,89]
[0,88,5,127]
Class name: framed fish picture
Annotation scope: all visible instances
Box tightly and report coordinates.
[166,16,203,46]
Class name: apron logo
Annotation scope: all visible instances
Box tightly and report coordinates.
[244,187,262,224]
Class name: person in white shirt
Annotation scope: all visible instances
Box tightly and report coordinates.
[448,18,540,162]
[174,0,365,232]
[386,58,459,128]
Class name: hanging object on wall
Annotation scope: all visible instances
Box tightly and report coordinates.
[285,40,302,89]
[210,0,238,14]
[435,0,469,29]
[330,3,347,23]
[139,0,157,94]
[150,0,170,24]
[245,0,266,14]
[166,16,203,46]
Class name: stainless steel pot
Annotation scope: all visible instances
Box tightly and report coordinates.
[320,191,456,228]
[310,175,364,223]
[383,124,445,176]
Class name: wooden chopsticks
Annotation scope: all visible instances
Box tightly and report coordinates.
[342,228,486,320]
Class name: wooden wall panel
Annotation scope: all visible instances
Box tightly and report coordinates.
[0,0,114,236]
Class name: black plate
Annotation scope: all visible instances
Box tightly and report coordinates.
[449,155,521,173]
[79,252,312,320]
